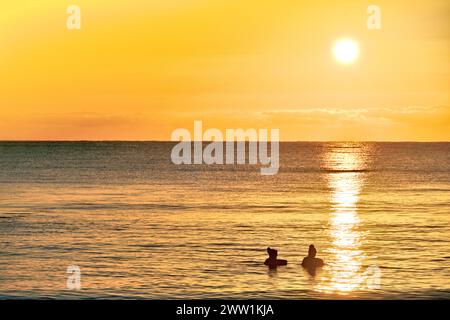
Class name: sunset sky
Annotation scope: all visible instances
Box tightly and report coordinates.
[0,0,448,141]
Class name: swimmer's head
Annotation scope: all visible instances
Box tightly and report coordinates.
[267,247,278,258]
[308,244,317,258]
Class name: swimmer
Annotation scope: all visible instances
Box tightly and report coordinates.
[301,244,324,274]
[264,247,288,269]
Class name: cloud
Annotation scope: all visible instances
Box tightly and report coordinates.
[256,106,450,141]
[261,105,448,123]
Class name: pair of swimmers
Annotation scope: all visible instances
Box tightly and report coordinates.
[264,244,324,273]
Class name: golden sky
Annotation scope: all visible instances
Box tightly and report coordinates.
[0,0,448,140]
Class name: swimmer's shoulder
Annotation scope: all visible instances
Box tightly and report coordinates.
[301,257,308,267]
[315,258,324,267]
[277,259,288,266]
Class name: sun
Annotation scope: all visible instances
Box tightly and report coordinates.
[333,38,359,64]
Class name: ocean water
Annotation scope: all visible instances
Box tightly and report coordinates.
[0,142,449,299]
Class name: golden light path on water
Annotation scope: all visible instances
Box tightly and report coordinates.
[316,144,369,294]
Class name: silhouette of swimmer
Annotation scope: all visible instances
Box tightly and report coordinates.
[264,247,288,269]
[301,244,324,275]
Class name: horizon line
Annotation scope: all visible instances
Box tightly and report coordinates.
[0,140,449,143]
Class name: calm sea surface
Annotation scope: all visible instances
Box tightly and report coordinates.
[0,142,449,299]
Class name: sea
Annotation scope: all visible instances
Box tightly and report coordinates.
[0,142,449,299]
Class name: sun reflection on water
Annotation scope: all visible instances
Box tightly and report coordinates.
[317,144,369,294]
